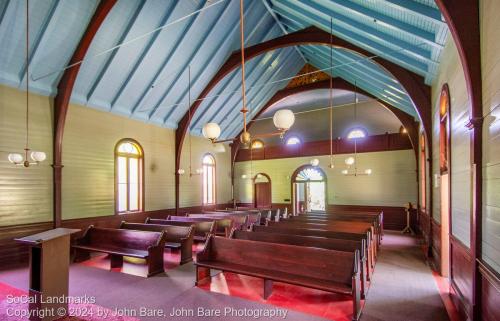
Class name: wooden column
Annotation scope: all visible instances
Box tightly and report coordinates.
[435,1,483,319]
[52,0,117,227]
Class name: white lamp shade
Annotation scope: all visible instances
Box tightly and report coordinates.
[213,143,226,153]
[8,153,23,164]
[310,158,319,166]
[177,169,185,175]
[202,122,221,140]
[341,169,349,175]
[196,168,204,174]
[345,157,355,166]
[364,169,372,175]
[30,151,46,162]
[273,109,295,131]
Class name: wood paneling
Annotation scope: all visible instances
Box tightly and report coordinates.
[479,261,500,321]
[235,133,412,162]
[0,85,53,227]
[450,235,473,320]
[431,219,441,272]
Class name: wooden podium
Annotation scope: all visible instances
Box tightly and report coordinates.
[15,228,80,321]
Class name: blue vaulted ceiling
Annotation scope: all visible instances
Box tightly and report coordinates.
[0,0,448,139]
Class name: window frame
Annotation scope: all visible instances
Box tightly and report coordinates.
[202,153,216,205]
[286,136,301,145]
[114,138,145,214]
[347,128,367,139]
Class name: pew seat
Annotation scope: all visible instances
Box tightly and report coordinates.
[146,217,216,242]
[120,222,194,264]
[73,226,166,277]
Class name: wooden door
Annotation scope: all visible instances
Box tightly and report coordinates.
[254,182,271,208]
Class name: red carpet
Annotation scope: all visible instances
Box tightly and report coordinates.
[0,282,139,321]
[198,272,360,321]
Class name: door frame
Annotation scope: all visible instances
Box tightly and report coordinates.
[291,165,328,214]
[253,172,272,208]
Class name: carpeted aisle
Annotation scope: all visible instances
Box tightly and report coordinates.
[360,232,450,321]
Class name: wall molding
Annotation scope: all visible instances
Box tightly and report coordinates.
[235,132,412,162]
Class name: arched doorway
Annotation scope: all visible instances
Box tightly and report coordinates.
[291,165,327,214]
[253,173,271,209]
[439,84,451,277]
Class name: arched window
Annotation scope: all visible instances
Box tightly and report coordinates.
[251,139,264,149]
[202,154,216,205]
[347,128,367,139]
[115,139,144,213]
[295,167,325,181]
[286,136,301,145]
[439,85,450,174]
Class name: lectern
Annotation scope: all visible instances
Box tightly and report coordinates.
[15,228,80,321]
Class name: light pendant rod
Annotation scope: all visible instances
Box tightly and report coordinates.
[25,0,30,151]
[239,0,248,134]
[329,17,334,168]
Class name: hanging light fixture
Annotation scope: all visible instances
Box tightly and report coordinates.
[202,0,295,146]
[342,81,372,176]
[8,0,46,168]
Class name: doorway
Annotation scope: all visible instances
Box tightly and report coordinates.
[253,173,271,209]
[292,166,326,214]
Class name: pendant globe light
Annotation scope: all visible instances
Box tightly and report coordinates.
[202,0,294,145]
[8,0,46,167]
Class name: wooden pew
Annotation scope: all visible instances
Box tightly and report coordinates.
[188,213,249,231]
[308,210,383,240]
[231,229,369,297]
[212,210,262,227]
[167,215,232,237]
[146,218,215,242]
[253,225,374,270]
[120,222,194,264]
[290,214,381,247]
[267,220,377,261]
[195,236,362,321]
[73,226,166,277]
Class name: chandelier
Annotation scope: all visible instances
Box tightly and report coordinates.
[8,0,46,167]
[202,0,295,146]
[342,82,372,176]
